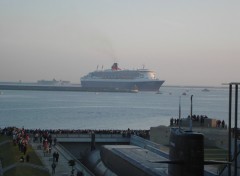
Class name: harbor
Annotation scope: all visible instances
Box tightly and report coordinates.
[1,0,239,175]
[0,84,239,176]
[1,124,240,176]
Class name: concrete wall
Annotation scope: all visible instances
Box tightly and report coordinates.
[150,126,171,146]
[60,142,129,160]
[180,118,219,128]
[150,125,229,149]
[60,142,91,160]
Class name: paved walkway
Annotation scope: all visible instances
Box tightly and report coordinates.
[30,141,76,176]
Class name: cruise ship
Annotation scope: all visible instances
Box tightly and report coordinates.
[80,63,164,92]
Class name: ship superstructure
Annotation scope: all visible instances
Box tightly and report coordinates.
[81,63,164,91]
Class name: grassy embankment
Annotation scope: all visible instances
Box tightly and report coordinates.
[0,135,50,176]
[205,147,228,173]
[205,148,228,161]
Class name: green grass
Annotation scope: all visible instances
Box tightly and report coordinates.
[0,135,11,143]
[0,135,50,176]
[4,166,49,176]
[204,147,228,174]
[204,148,228,161]
[0,137,18,167]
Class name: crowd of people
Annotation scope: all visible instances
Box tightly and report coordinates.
[188,114,209,123]
[216,120,225,128]
[0,126,150,175]
[170,115,226,128]
[0,127,150,140]
[170,118,181,126]
[10,127,31,162]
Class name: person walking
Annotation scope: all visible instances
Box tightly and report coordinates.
[55,152,59,162]
[51,162,56,175]
[53,137,57,146]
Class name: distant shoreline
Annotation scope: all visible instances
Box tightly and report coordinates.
[162,85,228,89]
[0,82,138,93]
[0,81,228,89]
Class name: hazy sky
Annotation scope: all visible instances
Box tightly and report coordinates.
[1,1,240,86]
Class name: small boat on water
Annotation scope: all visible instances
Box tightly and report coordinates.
[130,89,139,93]
[202,88,210,92]
[130,85,139,93]
[156,90,162,94]
[182,92,187,96]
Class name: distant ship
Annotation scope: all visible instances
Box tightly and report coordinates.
[37,79,71,86]
[80,63,164,91]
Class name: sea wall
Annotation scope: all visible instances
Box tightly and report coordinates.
[180,118,221,128]
[150,125,229,149]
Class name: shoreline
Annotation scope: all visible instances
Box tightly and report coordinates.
[0,84,139,93]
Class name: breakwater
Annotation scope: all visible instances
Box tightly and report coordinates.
[0,83,138,92]
[0,84,83,91]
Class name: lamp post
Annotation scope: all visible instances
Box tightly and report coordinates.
[225,82,239,176]
[189,95,193,131]
[178,96,181,130]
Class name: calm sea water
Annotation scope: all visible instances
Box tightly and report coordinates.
[0,86,238,130]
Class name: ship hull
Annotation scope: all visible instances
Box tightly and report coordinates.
[81,80,164,91]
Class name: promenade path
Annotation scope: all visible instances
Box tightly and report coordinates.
[30,140,93,176]
[31,141,70,176]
